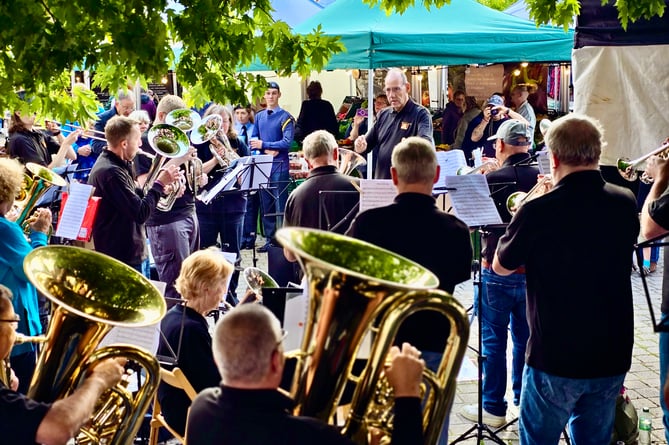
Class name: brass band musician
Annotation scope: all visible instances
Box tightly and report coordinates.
[0,284,124,445]
[460,120,538,427]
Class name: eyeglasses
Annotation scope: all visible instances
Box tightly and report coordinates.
[0,316,20,329]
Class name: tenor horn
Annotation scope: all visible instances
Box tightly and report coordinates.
[14,163,67,226]
[24,246,166,445]
[276,228,469,445]
[337,147,367,176]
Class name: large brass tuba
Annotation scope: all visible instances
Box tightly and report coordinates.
[14,162,67,226]
[276,227,469,445]
[23,245,166,445]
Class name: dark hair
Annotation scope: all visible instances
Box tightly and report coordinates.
[9,112,30,133]
[306,81,323,100]
[0,285,13,316]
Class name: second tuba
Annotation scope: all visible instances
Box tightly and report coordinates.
[276,227,469,445]
[24,245,166,445]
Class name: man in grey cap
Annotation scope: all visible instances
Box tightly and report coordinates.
[460,119,539,428]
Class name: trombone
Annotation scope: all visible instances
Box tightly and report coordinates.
[617,142,669,184]
[506,174,553,215]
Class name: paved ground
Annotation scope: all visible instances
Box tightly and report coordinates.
[238,241,666,444]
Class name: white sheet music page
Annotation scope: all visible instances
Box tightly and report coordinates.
[445,174,503,227]
[359,179,396,213]
[537,150,551,175]
[435,150,467,188]
[55,181,93,240]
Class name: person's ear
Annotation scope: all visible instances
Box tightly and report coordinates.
[332,147,339,163]
[550,151,559,169]
[433,165,440,184]
[390,167,399,186]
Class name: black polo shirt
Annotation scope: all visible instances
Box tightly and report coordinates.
[482,152,539,263]
[0,382,51,444]
[8,130,58,166]
[88,150,163,266]
[497,170,639,378]
[346,192,473,352]
[362,100,434,179]
[284,165,359,234]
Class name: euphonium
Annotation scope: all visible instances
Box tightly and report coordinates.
[23,246,166,445]
[241,267,279,303]
[337,147,367,176]
[185,156,203,195]
[142,124,190,212]
[165,108,201,132]
[617,141,669,184]
[276,228,469,445]
[506,174,553,216]
[14,163,67,226]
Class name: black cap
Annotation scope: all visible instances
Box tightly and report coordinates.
[266,81,280,91]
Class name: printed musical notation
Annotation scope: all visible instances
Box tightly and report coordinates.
[445,174,502,227]
[359,179,397,213]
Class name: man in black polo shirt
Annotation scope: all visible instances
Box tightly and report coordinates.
[353,68,434,179]
[283,130,359,241]
[346,136,472,445]
[460,120,538,427]
[493,114,639,444]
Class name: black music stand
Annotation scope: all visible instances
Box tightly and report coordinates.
[636,234,669,332]
[317,190,360,233]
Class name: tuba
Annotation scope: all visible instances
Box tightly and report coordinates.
[14,162,67,226]
[337,147,367,176]
[23,245,166,445]
[142,124,190,212]
[276,227,469,445]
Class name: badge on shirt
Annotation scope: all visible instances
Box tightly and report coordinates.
[400,121,412,130]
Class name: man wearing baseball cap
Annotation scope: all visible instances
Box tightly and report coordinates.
[460,119,539,428]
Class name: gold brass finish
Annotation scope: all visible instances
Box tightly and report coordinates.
[276,227,469,445]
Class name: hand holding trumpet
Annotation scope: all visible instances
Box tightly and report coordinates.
[27,208,52,234]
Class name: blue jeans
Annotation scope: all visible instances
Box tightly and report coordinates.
[422,351,449,445]
[477,268,529,416]
[520,365,625,445]
[660,313,669,443]
[260,169,290,240]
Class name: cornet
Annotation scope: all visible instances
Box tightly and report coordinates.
[506,174,553,215]
[617,142,669,184]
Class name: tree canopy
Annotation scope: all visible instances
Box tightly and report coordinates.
[0,0,664,122]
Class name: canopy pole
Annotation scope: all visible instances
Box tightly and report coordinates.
[367,68,374,179]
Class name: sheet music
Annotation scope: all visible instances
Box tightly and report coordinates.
[537,150,551,175]
[444,174,503,227]
[197,162,246,205]
[472,148,483,166]
[359,179,396,213]
[436,150,467,187]
[240,155,274,190]
[98,280,165,354]
[55,182,93,240]
[283,289,308,352]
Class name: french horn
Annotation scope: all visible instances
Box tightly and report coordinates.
[24,246,166,445]
[276,227,469,445]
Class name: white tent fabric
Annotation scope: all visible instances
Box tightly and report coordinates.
[573,45,669,166]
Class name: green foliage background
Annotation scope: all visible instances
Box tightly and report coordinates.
[0,0,664,122]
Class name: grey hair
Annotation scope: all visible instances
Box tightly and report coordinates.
[545,113,604,166]
[391,136,437,184]
[303,130,336,161]
[213,304,283,383]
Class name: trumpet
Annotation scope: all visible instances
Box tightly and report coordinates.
[506,174,553,215]
[617,142,669,184]
[456,159,499,175]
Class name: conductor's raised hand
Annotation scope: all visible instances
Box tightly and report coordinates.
[354,134,367,154]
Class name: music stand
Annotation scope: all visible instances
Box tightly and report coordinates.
[317,190,360,232]
[636,235,669,332]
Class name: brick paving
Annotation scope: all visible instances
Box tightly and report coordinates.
[239,242,666,444]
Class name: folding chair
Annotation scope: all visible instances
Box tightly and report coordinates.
[148,367,197,445]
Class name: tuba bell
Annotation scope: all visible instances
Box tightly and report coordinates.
[14,162,67,226]
[337,147,367,176]
[23,245,166,445]
[276,227,469,445]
